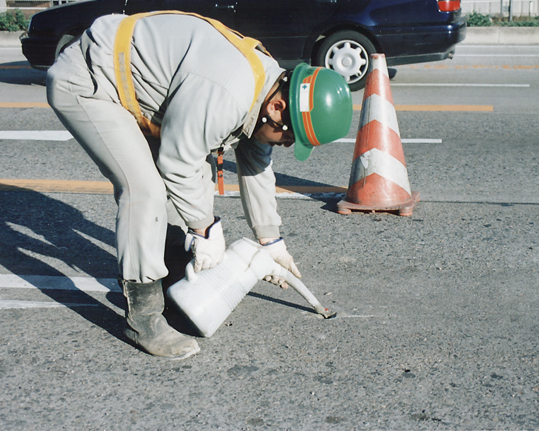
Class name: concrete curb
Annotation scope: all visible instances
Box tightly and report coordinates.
[1,28,539,48]
[0,30,23,47]
[462,27,539,44]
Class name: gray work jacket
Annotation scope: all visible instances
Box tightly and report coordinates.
[80,13,285,238]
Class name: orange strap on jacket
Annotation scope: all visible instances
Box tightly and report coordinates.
[216,148,225,195]
[113,11,269,139]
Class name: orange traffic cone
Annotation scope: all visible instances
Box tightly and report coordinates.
[337,53,420,217]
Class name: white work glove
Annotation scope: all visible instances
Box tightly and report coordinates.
[262,238,302,289]
[185,217,226,272]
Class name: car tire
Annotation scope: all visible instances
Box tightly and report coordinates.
[314,30,376,91]
[55,34,77,60]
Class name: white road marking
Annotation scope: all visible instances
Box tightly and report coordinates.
[0,131,443,145]
[457,45,539,49]
[276,192,317,199]
[336,138,442,144]
[218,190,336,199]
[0,273,121,292]
[0,131,73,141]
[16,248,99,281]
[7,222,57,247]
[391,83,530,88]
[73,229,116,256]
[0,300,98,310]
[456,54,539,57]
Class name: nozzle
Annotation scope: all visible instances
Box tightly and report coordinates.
[314,304,337,319]
[270,263,337,319]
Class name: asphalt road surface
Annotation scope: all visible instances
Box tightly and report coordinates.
[0,44,538,430]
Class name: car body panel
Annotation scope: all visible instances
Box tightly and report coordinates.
[21,0,466,76]
[124,0,236,26]
[21,0,125,69]
[234,0,340,59]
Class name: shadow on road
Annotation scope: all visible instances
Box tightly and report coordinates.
[0,186,201,342]
[0,60,46,86]
[0,186,125,340]
[222,158,345,210]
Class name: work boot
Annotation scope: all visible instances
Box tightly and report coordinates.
[120,279,200,359]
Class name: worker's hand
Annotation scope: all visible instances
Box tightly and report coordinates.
[185,217,226,272]
[261,238,301,289]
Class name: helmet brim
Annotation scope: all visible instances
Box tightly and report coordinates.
[294,142,314,162]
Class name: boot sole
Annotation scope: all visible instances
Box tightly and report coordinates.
[124,329,201,360]
[170,345,201,361]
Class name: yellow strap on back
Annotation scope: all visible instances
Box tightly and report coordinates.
[113,14,161,137]
[113,11,268,138]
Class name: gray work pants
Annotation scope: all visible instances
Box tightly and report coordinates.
[47,43,213,283]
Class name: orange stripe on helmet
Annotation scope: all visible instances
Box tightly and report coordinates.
[301,71,322,146]
[300,76,316,145]
[309,68,321,110]
[302,111,318,146]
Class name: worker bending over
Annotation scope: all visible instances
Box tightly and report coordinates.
[47,12,352,359]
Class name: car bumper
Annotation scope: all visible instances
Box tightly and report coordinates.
[376,19,467,65]
[387,51,455,66]
[21,35,58,70]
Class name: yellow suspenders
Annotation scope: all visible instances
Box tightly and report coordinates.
[113,11,269,138]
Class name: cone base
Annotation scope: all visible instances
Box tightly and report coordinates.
[337,191,420,217]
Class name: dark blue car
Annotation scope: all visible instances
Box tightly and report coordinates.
[21,0,466,90]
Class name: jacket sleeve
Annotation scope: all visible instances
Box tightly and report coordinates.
[235,138,281,239]
[156,75,246,230]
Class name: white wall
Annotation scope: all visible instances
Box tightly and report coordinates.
[461,0,538,17]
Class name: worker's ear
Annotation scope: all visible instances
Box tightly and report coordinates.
[267,97,287,117]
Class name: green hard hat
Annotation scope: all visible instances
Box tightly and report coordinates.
[289,63,353,161]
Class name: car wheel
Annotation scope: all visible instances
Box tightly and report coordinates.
[314,30,376,91]
[55,34,77,60]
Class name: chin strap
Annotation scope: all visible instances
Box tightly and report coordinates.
[256,71,293,133]
[260,115,289,131]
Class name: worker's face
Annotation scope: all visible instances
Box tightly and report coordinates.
[254,97,295,148]
[254,115,295,148]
